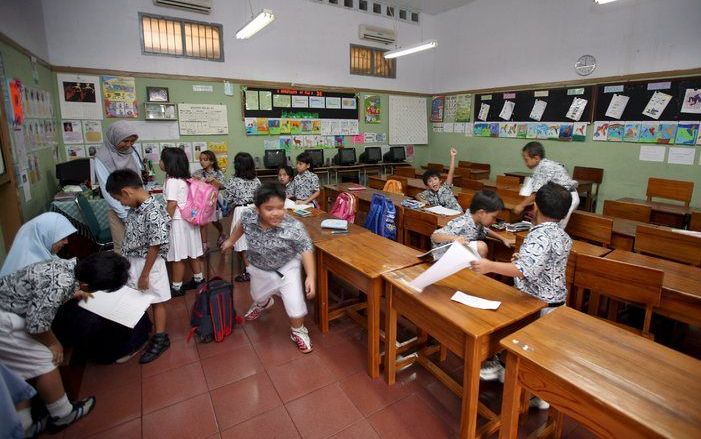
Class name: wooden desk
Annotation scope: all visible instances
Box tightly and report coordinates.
[315,233,422,378]
[499,307,701,439]
[368,175,465,198]
[609,218,687,251]
[617,197,691,228]
[323,183,407,236]
[503,171,532,183]
[383,264,545,439]
[477,179,497,191]
[288,208,370,243]
[605,249,701,327]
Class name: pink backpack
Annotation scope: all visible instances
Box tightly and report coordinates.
[329,192,357,223]
[180,178,218,226]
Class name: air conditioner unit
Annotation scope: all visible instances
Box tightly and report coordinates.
[358,25,396,45]
[153,0,212,14]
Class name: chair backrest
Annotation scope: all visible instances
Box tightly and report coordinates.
[426,163,445,172]
[75,194,107,243]
[574,254,662,338]
[690,211,701,232]
[402,208,439,251]
[565,211,613,247]
[457,192,474,210]
[602,200,652,223]
[496,175,521,190]
[459,179,484,191]
[469,162,491,172]
[453,167,474,180]
[646,177,694,207]
[573,166,604,184]
[394,167,416,178]
[458,161,472,169]
[634,224,701,266]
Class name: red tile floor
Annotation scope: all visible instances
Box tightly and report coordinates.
[48,252,597,439]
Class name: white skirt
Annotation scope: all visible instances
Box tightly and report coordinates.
[231,205,254,252]
[167,218,204,262]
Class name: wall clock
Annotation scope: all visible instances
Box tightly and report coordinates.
[575,55,596,76]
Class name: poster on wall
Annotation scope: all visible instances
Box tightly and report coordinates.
[178,104,228,135]
[102,76,138,118]
[62,120,83,144]
[431,96,444,122]
[208,141,228,171]
[364,95,381,124]
[8,79,24,125]
[56,73,103,120]
[455,94,472,122]
[82,120,103,143]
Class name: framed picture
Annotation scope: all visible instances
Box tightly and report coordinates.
[144,103,178,120]
[146,86,169,102]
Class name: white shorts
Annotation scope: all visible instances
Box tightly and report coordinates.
[127,256,171,304]
[248,258,307,319]
[167,219,204,262]
[0,310,56,380]
[559,191,580,229]
[231,205,253,252]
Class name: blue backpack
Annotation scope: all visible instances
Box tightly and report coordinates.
[364,193,397,240]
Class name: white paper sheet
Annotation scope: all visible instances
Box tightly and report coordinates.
[499,101,515,120]
[408,242,480,291]
[443,123,454,133]
[78,286,153,328]
[681,89,701,114]
[639,145,666,162]
[667,147,695,165]
[642,91,672,120]
[478,103,490,121]
[425,206,462,216]
[291,96,309,108]
[451,291,501,310]
[605,94,629,119]
[529,100,547,121]
[566,97,588,121]
[519,177,534,196]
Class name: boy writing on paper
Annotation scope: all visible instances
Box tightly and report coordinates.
[416,147,462,212]
[106,169,173,364]
[430,190,511,260]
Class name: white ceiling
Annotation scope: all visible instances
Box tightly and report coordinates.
[392,0,475,15]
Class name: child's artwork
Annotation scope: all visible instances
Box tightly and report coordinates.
[82,120,103,143]
[289,120,301,135]
[473,123,491,137]
[431,96,445,122]
[302,136,315,148]
[489,123,500,137]
[279,136,292,150]
[606,123,625,142]
[674,122,699,146]
[572,122,587,141]
[141,142,160,162]
[529,99,547,121]
[623,122,640,142]
[300,119,313,134]
[268,118,281,135]
[656,122,678,144]
[65,144,86,160]
[477,103,490,122]
[256,118,269,135]
[527,123,549,139]
[592,121,609,141]
[605,94,629,119]
[312,120,321,134]
[455,94,472,122]
[280,119,291,134]
[245,118,257,136]
[291,136,304,149]
[546,124,560,140]
[516,123,528,139]
[334,135,344,147]
[638,122,657,143]
[681,89,701,114]
[499,122,518,138]
[558,123,574,141]
[499,101,515,121]
[642,91,672,120]
[566,97,588,122]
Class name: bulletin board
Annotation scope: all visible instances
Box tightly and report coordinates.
[243,87,358,120]
[474,85,594,122]
[389,95,428,145]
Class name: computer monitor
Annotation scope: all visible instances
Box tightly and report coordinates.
[306,149,324,168]
[333,148,357,166]
[56,158,92,186]
[359,147,382,164]
[264,149,287,169]
[383,146,406,162]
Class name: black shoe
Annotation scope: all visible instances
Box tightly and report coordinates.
[139,333,171,364]
[170,285,185,297]
[47,397,96,433]
[182,277,205,291]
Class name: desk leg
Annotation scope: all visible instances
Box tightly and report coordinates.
[318,253,330,334]
[367,278,382,379]
[460,337,480,439]
[384,284,398,385]
[498,351,522,439]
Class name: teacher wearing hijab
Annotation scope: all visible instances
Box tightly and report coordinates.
[94,121,142,254]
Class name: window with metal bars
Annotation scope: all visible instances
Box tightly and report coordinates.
[350,45,396,78]
[140,13,223,61]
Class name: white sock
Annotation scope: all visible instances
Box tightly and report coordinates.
[18,407,33,430]
[171,281,183,289]
[193,272,204,282]
[291,325,307,334]
[46,394,72,419]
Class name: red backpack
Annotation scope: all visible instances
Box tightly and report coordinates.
[180,178,218,226]
[329,191,358,223]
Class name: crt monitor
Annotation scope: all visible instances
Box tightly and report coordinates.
[333,148,357,166]
[264,149,287,169]
[56,158,92,186]
[359,147,382,164]
[306,149,324,168]
[383,146,406,162]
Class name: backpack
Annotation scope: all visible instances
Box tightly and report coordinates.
[363,193,397,240]
[382,179,403,194]
[188,278,238,343]
[180,178,218,226]
[329,192,358,223]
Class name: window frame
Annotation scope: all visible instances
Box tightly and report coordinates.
[349,44,396,79]
[139,12,225,62]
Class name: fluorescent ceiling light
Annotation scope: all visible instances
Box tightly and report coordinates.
[594,0,618,4]
[235,9,275,39]
[384,40,438,59]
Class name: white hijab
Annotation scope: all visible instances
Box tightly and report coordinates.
[95,121,141,174]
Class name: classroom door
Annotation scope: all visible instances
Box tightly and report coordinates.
[0,81,24,250]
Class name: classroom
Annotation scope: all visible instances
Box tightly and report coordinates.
[0,0,700,438]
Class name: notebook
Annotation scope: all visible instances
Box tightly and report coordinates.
[320,219,348,230]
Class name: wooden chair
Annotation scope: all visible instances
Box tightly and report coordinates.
[458,160,472,169]
[426,163,445,172]
[565,211,613,248]
[634,224,701,266]
[394,167,416,178]
[496,175,521,190]
[602,199,652,223]
[646,177,694,207]
[453,167,475,181]
[458,179,484,191]
[573,166,604,212]
[469,162,491,179]
[573,254,662,339]
[690,211,701,232]
[457,192,474,210]
[402,208,439,251]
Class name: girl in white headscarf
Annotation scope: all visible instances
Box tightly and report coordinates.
[94,121,142,254]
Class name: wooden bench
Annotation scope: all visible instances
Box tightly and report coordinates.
[635,224,701,266]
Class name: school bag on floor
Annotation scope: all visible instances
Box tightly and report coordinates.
[329,191,358,223]
[180,178,218,226]
[188,278,239,343]
[364,193,397,240]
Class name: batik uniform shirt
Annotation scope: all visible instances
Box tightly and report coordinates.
[240,209,313,271]
[122,196,171,259]
[418,184,462,212]
[0,258,78,334]
[430,210,487,259]
[514,222,572,304]
[223,177,262,206]
[284,181,295,199]
[193,168,225,182]
[291,171,320,201]
[530,158,578,192]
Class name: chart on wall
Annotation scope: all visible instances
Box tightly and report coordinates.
[389,95,428,145]
[178,104,228,135]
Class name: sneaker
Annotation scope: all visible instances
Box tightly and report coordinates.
[244,297,275,321]
[170,285,185,297]
[25,415,48,438]
[139,333,171,364]
[182,277,205,291]
[479,356,504,381]
[115,340,148,364]
[290,326,313,353]
[234,271,251,282]
[529,397,550,410]
[47,397,96,433]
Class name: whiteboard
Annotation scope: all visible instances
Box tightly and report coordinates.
[389,95,428,145]
[178,103,229,135]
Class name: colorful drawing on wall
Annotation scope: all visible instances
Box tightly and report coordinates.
[431,96,445,122]
[499,122,518,138]
[558,123,574,141]
[289,120,301,135]
[279,136,292,153]
[516,123,528,139]
[656,122,677,144]
[102,76,138,118]
[473,123,491,137]
[572,122,587,141]
[312,120,321,135]
[364,95,381,124]
[9,79,24,125]
[674,122,699,146]
[455,94,472,122]
[489,123,499,137]
[245,118,257,135]
[256,118,269,135]
[268,118,281,135]
[623,122,640,142]
[592,121,609,141]
[607,123,624,142]
[638,122,657,143]
[142,142,160,162]
[546,124,560,140]
[681,88,701,114]
[300,119,313,134]
[280,119,291,134]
